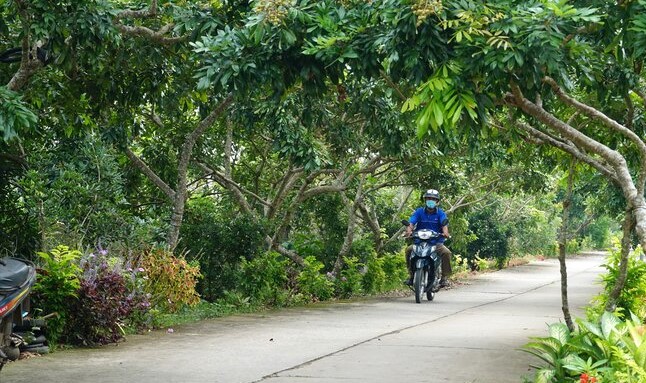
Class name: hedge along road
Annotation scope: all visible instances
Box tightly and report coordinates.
[2,254,605,383]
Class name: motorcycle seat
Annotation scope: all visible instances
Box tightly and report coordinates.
[0,258,32,291]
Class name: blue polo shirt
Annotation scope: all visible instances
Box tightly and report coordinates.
[409,207,448,244]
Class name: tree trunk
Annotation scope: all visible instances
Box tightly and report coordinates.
[126,97,232,251]
[604,207,635,312]
[558,159,575,331]
[333,176,365,275]
[6,2,44,92]
[358,201,382,251]
[632,197,646,253]
[166,189,186,251]
[166,97,232,250]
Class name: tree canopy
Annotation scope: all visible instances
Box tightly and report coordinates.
[0,0,639,300]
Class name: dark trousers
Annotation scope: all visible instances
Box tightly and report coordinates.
[405,244,452,279]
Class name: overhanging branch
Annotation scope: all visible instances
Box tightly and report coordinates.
[543,76,646,192]
[114,0,189,44]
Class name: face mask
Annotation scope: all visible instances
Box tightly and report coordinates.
[425,200,437,209]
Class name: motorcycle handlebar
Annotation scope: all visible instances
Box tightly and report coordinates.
[403,232,449,239]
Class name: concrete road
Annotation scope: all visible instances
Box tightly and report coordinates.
[1,254,605,383]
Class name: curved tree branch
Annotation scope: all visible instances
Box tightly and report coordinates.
[512,118,619,184]
[507,82,632,186]
[124,147,175,199]
[6,0,44,91]
[508,81,646,253]
[543,76,646,192]
[114,0,189,44]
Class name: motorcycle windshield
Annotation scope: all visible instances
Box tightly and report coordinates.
[413,243,437,258]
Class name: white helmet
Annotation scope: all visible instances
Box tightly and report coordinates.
[423,189,440,200]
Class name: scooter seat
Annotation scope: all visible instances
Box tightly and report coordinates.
[0,257,32,291]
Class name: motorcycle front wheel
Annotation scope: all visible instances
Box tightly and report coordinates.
[413,268,427,303]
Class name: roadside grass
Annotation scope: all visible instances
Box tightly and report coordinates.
[147,253,543,331]
[149,301,260,330]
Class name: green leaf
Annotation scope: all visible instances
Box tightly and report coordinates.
[451,103,463,124]
[282,29,297,45]
[432,102,444,127]
[401,97,418,113]
[578,318,603,338]
[534,368,555,383]
[342,50,359,59]
[548,322,571,345]
[600,311,621,340]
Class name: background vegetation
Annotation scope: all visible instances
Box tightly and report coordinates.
[1,3,645,374]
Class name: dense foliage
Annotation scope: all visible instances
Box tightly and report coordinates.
[64,250,150,345]
[523,312,646,383]
[590,245,646,321]
[2,0,641,361]
[524,244,646,383]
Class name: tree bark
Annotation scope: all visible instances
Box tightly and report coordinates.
[357,201,382,251]
[124,147,175,199]
[558,159,575,331]
[6,1,44,91]
[604,207,634,312]
[166,96,232,250]
[333,176,365,275]
[126,97,231,251]
[114,0,188,45]
[507,82,646,253]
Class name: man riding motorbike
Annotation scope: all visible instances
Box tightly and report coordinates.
[404,189,452,288]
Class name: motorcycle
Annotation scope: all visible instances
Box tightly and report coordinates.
[0,257,36,371]
[402,220,444,303]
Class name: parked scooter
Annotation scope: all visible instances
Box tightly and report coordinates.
[0,257,36,371]
[402,220,444,303]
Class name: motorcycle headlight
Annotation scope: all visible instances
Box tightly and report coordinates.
[417,230,434,240]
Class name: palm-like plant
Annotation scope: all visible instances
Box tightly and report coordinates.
[523,312,646,383]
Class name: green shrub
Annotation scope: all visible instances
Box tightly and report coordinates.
[381,251,408,291]
[179,199,266,301]
[336,257,363,298]
[32,245,82,346]
[138,247,202,313]
[589,244,646,321]
[582,216,615,250]
[451,253,470,275]
[565,239,582,255]
[466,209,510,269]
[238,251,290,306]
[523,311,646,383]
[362,251,386,294]
[216,290,251,310]
[506,205,557,257]
[474,254,491,272]
[297,256,334,302]
[63,250,151,345]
